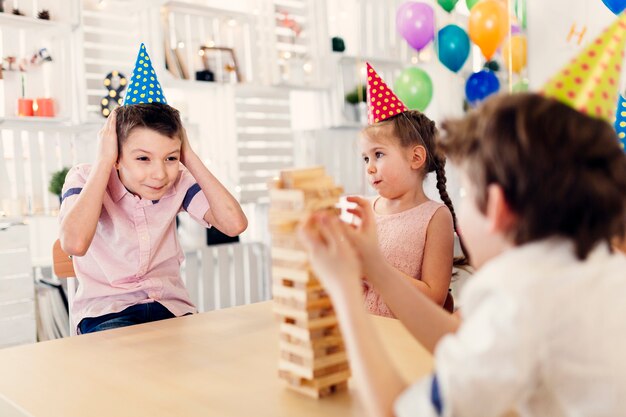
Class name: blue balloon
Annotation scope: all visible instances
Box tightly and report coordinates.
[465,70,500,105]
[437,24,470,73]
[602,0,626,14]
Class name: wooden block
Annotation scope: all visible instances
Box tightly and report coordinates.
[279,322,340,343]
[279,332,344,350]
[280,166,326,188]
[279,340,345,360]
[272,266,314,284]
[278,352,348,380]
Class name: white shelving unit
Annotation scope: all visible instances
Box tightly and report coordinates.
[0,221,36,349]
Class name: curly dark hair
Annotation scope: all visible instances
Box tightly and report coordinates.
[439,92,626,260]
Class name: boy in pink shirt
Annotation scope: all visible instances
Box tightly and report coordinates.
[59,44,247,334]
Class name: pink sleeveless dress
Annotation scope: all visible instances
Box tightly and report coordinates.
[364,198,445,318]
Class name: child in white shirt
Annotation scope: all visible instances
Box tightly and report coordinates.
[299,93,626,417]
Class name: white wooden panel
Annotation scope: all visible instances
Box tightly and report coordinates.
[201,249,216,312]
[216,245,231,308]
[0,225,29,250]
[0,251,31,277]
[0,277,34,304]
[0,300,35,320]
[232,245,245,306]
[238,147,293,157]
[0,316,37,348]
[182,252,200,310]
[239,160,293,172]
[184,242,269,312]
[237,132,293,142]
[235,118,291,128]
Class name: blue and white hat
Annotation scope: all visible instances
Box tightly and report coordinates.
[123,43,167,106]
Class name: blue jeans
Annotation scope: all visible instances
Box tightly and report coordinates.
[78,302,175,334]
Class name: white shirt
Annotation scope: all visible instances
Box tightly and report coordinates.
[395,239,626,417]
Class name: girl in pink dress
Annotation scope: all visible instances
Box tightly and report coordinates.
[345,63,468,318]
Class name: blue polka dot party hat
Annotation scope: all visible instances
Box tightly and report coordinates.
[123,43,167,106]
[614,95,626,152]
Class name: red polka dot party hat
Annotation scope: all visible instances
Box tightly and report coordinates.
[367,63,408,125]
[542,12,626,122]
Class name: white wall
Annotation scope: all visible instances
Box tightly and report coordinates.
[528,0,620,90]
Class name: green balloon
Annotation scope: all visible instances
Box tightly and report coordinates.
[438,0,459,12]
[512,79,529,93]
[466,0,480,10]
[515,0,527,29]
[394,67,433,112]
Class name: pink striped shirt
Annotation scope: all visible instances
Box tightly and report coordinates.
[60,164,210,332]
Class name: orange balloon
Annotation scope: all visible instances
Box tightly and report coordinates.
[468,0,509,60]
[502,35,527,73]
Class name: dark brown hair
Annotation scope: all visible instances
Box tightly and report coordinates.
[364,110,470,266]
[439,92,626,260]
[115,103,183,153]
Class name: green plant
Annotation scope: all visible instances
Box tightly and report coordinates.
[345,84,367,105]
[48,167,70,197]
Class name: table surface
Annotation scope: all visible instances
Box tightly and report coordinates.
[0,301,433,417]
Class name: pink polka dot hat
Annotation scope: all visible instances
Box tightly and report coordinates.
[366,63,408,125]
[542,12,626,122]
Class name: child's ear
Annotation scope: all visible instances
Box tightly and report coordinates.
[485,184,517,234]
[411,145,427,170]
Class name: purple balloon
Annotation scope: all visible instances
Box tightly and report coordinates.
[396,2,435,52]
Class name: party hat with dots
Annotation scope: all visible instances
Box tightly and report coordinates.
[614,95,626,151]
[123,43,167,106]
[542,12,626,122]
[367,62,408,124]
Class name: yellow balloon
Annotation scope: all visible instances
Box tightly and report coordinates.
[502,35,527,73]
[468,0,509,60]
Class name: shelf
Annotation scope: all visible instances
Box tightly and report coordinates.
[329,122,364,130]
[0,117,72,130]
[162,78,228,91]
[0,13,72,35]
[334,53,406,67]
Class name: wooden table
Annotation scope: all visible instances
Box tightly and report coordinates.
[0,301,433,417]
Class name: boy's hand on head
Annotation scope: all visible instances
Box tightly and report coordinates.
[298,211,362,298]
[97,108,119,165]
[179,127,195,167]
[345,196,384,276]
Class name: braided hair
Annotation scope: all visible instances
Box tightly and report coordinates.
[364,110,470,267]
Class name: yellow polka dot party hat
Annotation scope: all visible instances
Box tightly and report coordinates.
[367,62,408,124]
[123,43,167,106]
[542,12,626,122]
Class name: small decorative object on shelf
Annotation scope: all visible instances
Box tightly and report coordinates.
[17,74,34,117]
[195,69,215,82]
[12,7,23,16]
[345,84,367,124]
[199,46,241,83]
[100,71,127,118]
[34,97,55,117]
[37,9,50,20]
[48,167,70,203]
[331,37,345,52]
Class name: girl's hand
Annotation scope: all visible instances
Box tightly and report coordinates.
[298,212,362,298]
[97,108,119,165]
[179,127,195,167]
[344,196,385,277]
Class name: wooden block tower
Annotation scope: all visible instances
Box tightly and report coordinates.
[270,166,351,398]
